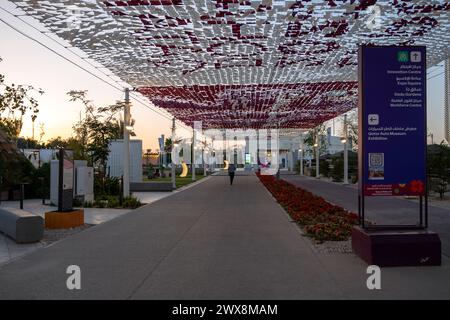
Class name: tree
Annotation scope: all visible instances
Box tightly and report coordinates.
[345,109,358,150]
[0,57,44,140]
[428,143,450,199]
[45,136,69,149]
[0,117,22,138]
[0,57,45,197]
[17,137,44,149]
[304,124,327,156]
[38,122,45,143]
[164,138,173,163]
[68,90,133,174]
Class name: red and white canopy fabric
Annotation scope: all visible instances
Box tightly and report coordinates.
[9,0,450,128]
[138,82,357,128]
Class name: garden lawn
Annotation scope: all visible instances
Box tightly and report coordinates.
[257,173,359,242]
[144,174,206,188]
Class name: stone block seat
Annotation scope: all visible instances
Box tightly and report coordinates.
[0,207,44,243]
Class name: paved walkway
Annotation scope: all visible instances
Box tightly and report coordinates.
[0,200,130,265]
[0,192,172,266]
[0,175,449,299]
[283,175,450,257]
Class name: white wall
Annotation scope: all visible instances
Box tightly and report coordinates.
[107,139,143,182]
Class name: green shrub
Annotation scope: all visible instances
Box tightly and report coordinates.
[331,157,344,182]
[94,199,107,208]
[320,159,331,177]
[122,196,142,209]
[94,175,120,197]
[107,196,119,208]
[73,197,84,207]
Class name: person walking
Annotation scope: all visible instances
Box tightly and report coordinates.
[228,163,236,185]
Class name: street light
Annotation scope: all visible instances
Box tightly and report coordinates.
[298,148,304,175]
[125,125,134,131]
[343,114,349,184]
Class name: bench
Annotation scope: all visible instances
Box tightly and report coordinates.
[130,182,173,192]
[0,207,44,243]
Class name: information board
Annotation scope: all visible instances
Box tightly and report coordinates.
[58,149,74,211]
[359,46,426,197]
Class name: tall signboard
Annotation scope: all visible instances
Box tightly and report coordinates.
[58,149,74,212]
[358,45,427,228]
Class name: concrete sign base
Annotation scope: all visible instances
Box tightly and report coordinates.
[352,226,441,267]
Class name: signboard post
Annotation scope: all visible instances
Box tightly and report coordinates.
[358,45,427,229]
[58,148,74,212]
[353,45,441,267]
[46,148,84,229]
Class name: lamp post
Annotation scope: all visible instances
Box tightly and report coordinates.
[123,88,131,198]
[223,129,227,165]
[298,133,304,175]
[171,118,176,189]
[289,139,295,172]
[342,114,349,184]
[314,128,320,178]
[203,137,207,176]
[192,127,196,181]
[299,148,304,175]
[210,137,215,172]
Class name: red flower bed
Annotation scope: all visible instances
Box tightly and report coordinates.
[257,173,359,242]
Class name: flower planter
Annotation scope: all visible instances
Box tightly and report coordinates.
[257,173,358,242]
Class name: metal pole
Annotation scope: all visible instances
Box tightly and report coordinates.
[343,114,349,184]
[39,177,45,205]
[123,88,131,198]
[315,129,320,178]
[58,148,64,211]
[203,137,207,176]
[299,134,304,175]
[20,183,24,210]
[192,127,196,181]
[300,150,304,175]
[276,125,280,179]
[256,129,260,167]
[119,175,123,206]
[299,148,304,175]
[444,59,450,142]
[291,147,295,172]
[171,118,176,189]
[211,137,215,172]
[223,129,227,162]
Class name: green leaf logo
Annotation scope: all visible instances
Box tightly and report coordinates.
[397,51,409,62]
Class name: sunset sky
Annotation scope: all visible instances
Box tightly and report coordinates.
[0,1,446,150]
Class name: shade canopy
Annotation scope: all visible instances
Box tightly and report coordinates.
[10,0,450,128]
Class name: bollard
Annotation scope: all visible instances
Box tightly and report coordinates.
[39,177,45,205]
[119,176,124,206]
[20,183,25,210]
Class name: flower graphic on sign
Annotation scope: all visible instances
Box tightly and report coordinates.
[409,180,424,194]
